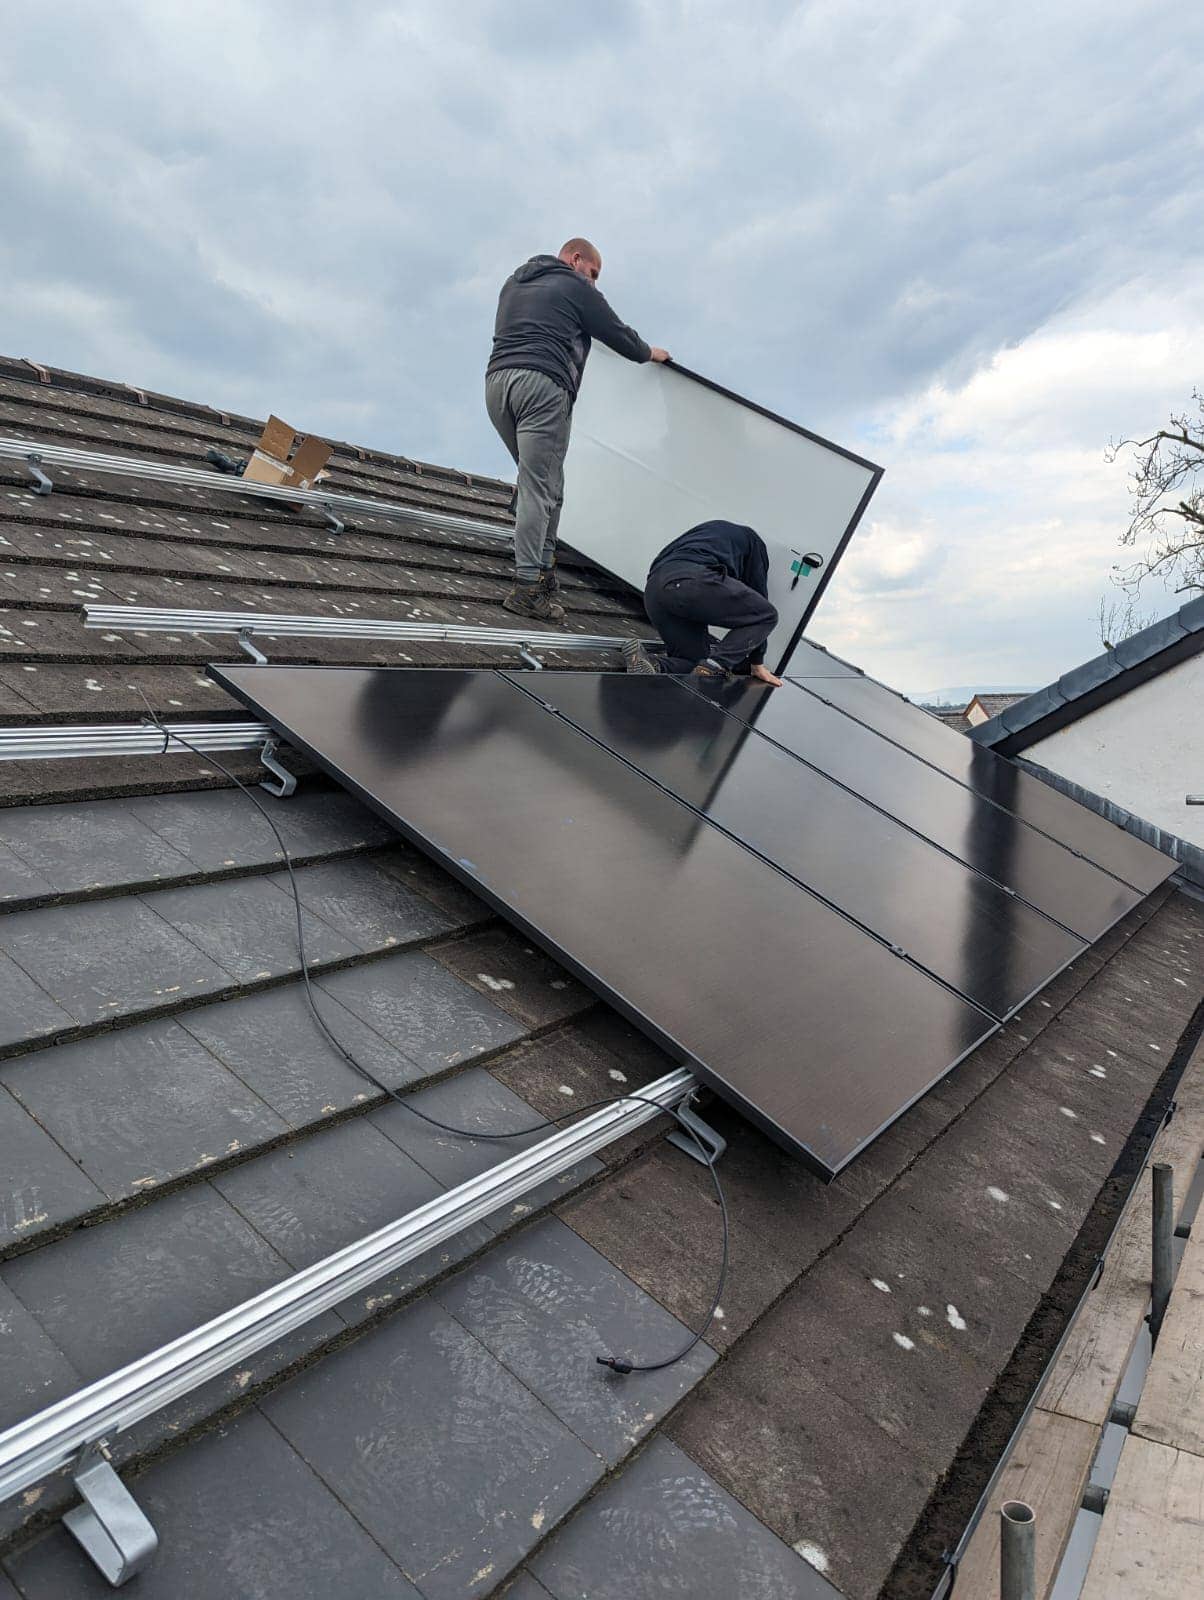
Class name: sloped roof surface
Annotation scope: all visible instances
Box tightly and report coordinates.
[971,594,1204,753]
[1,360,1202,1600]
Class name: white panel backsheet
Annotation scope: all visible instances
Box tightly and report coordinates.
[559,345,880,671]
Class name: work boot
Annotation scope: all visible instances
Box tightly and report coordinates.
[691,660,733,682]
[621,639,660,675]
[503,580,560,622]
[536,568,566,621]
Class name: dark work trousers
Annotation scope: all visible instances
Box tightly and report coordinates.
[644,565,778,674]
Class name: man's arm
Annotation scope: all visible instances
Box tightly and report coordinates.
[577,282,668,363]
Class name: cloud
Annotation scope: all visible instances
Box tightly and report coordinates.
[817,272,1204,689]
[0,0,1201,688]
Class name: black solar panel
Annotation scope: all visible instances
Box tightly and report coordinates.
[506,672,1086,1020]
[211,665,1173,1179]
[692,678,1147,941]
[787,673,1169,893]
[211,665,996,1178]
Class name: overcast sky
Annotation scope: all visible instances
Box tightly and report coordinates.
[2,1,1201,691]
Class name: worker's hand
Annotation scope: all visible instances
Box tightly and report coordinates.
[749,663,783,687]
[649,347,670,363]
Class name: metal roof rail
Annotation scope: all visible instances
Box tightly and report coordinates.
[0,434,514,544]
[0,1067,694,1586]
[81,604,639,669]
[0,719,297,796]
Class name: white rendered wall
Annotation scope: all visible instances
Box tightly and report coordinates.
[1024,651,1204,847]
[558,346,879,672]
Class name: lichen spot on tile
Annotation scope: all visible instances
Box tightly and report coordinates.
[870,1278,892,1294]
[1059,1106,1078,1119]
[557,1084,575,1096]
[477,973,515,992]
[1089,1066,1107,1078]
[917,1305,932,1317]
[892,1333,916,1351]
[986,1185,1009,1203]
[607,1067,628,1083]
[531,1507,546,1531]
[1090,1133,1105,1144]
[793,1541,829,1574]
[946,1304,967,1331]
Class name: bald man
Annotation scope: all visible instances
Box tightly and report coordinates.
[486,237,669,621]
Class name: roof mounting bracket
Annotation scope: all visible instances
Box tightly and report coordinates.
[237,627,269,665]
[62,1441,158,1587]
[25,453,53,496]
[667,1091,727,1168]
[518,643,545,670]
[259,735,297,798]
[319,502,345,535]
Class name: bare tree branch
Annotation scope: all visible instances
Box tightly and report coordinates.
[1102,388,1204,604]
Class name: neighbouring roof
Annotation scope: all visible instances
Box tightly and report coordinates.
[919,702,971,732]
[1,359,1202,1600]
[971,594,1204,755]
[965,691,1026,724]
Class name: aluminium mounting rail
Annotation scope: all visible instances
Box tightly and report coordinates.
[0,434,514,543]
[80,604,640,669]
[0,1068,696,1586]
[0,719,297,795]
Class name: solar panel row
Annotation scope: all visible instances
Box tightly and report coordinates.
[211,664,1174,1179]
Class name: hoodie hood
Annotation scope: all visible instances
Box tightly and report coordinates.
[512,254,574,283]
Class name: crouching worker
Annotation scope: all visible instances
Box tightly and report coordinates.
[622,519,784,685]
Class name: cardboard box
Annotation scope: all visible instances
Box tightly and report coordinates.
[242,415,333,493]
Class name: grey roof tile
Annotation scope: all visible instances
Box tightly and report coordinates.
[0,840,55,903]
[375,847,492,927]
[212,1116,493,1324]
[0,898,231,1028]
[371,1067,601,1231]
[262,1296,601,1600]
[1,1019,286,1201]
[669,1323,932,1600]
[559,1143,795,1350]
[1,1183,302,1381]
[127,785,382,872]
[0,1084,106,1241]
[267,854,452,952]
[0,950,75,1049]
[142,874,356,984]
[434,1215,715,1465]
[0,798,192,894]
[6,1409,422,1599]
[501,1576,556,1600]
[532,1435,839,1600]
[429,926,593,1028]
[177,979,421,1125]
[316,951,525,1077]
[0,1276,83,1432]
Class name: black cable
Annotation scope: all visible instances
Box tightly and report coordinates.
[135,691,728,1370]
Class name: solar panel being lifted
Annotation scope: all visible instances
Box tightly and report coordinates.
[210,665,1175,1179]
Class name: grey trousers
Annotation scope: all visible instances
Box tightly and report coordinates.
[485,368,573,581]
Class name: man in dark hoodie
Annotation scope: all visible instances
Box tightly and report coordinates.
[621,520,784,685]
[486,237,669,621]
